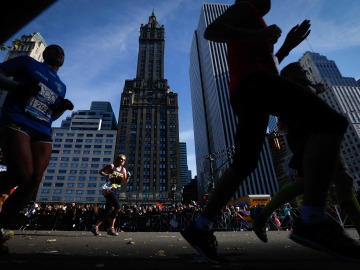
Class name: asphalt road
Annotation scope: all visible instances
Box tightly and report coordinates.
[0,229,359,270]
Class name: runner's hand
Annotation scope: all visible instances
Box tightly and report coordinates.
[264,24,282,44]
[61,99,74,110]
[282,20,311,53]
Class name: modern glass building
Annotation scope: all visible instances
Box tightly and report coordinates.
[179,142,190,187]
[300,51,360,189]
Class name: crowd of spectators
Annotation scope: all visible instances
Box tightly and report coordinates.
[3,201,351,233]
[11,201,204,232]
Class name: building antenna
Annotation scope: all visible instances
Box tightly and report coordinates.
[306,38,314,52]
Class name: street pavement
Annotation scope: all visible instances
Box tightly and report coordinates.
[0,229,359,270]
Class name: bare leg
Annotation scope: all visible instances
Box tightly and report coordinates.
[0,128,52,227]
[302,133,341,208]
[0,194,8,213]
[94,220,102,227]
[201,167,242,221]
[259,178,304,222]
[201,112,269,223]
[109,218,116,228]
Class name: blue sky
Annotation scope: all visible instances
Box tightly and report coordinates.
[1,0,360,177]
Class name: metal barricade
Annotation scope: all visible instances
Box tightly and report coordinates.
[5,204,354,232]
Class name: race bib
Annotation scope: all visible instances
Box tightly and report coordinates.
[24,82,58,124]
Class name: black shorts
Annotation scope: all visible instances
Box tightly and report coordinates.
[0,123,52,142]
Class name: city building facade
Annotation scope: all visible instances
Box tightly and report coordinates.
[114,11,181,205]
[189,3,278,205]
[299,51,360,189]
[179,142,190,187]
[37,101,117,203]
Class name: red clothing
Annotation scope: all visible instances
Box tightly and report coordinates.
[227,7,278,97]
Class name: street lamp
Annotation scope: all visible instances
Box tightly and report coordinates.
[171,184,177,205]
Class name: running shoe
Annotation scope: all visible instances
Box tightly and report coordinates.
[0,228,14,244]
[90,225,101,236]
[290,218,360,262]
[107,227,119,236]
[180,222,219,264]
[0,228,14,254]
[252,206,268,243]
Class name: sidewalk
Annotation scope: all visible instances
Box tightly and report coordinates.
[1,229,359,269]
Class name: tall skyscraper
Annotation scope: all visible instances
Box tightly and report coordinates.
[299,51,360,189]
[190,3,278,204]
[179,142,190,187]
[37,101,117,203]
[114,11,181,205]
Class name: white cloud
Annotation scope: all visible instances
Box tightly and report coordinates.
[179,129,195,142]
